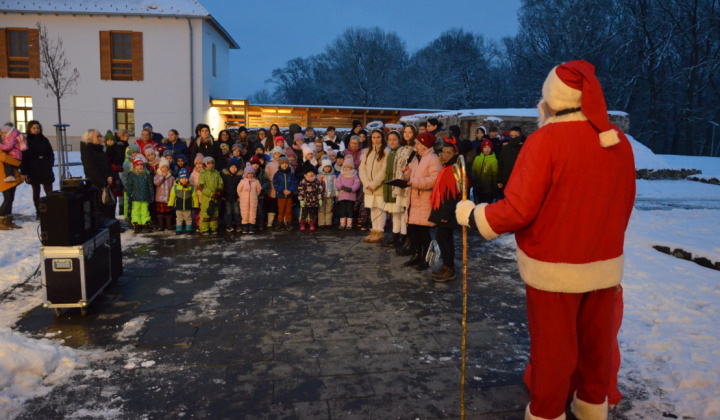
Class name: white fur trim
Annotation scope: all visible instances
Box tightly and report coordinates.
[599,130,620,148]
[542,66,582,111]
[525,404,566,420]
[537,99,551,128]
[455,199,475,227]
[474,203,499,240]
[571,391,608,420]
[517,248,624,293]
[541,111,588,127]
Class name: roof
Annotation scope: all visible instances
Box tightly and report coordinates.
[400,108,628,121]
[0,0,239,48]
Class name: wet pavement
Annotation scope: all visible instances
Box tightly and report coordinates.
[16,226,534,419]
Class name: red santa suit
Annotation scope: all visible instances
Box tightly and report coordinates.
[457,60,635,420]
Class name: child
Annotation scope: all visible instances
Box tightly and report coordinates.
[428,142,464,282]
[221,157,243,233]
[298,167,324,232]
[198,156,223,235]
[316,159,337,228]
[334,158,360,229]
[162,150,174,169]
[217,143,230,170]
[251,155,270,232]
[237,163,262,234]
[272,156,298,231]
[314,138,326,161]
[287,149,298,173]
[296,144,318,180]
[125,157,155,233]
[190,153,204,228]
[121,144,141,220]
[304,126,316,143]
[145,146,159,175]
[470,139,498,204]
[168,168,198,234]
[153,157,175,231]
[173,154,190,178]
[334,152,344,176]
[1,124,24,182]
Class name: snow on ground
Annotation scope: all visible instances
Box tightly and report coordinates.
[1,150,720,418]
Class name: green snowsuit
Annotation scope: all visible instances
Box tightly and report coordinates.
[198,168,223,232]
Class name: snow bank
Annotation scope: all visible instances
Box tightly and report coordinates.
[0,327,85,419]
[628,135,671,170]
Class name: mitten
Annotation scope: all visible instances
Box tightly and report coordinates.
[300,200,305,208]
[455,200,476,227]
[341,186,352,193]
[319,200,323,206]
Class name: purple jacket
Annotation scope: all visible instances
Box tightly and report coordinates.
[334,171,361,201]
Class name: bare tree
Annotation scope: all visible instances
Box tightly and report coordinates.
[36,22,80,126]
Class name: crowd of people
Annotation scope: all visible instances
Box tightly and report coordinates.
[0,118,525,282]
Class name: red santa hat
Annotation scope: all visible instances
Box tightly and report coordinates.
[542,60,619,147]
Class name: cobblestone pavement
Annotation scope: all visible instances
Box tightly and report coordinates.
[16,227,534,419]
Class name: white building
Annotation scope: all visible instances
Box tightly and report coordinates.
[0,0,239,150]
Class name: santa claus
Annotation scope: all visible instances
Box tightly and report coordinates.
[456,60,636,420]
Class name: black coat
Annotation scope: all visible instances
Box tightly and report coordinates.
[189,138,217,165]
[295,159,318,180]
[81,142,112,188]
[220,169,242,202]
[21,133,55,185]
[428,155,460,228]
[497,137,524,186]
[105,141,127,168]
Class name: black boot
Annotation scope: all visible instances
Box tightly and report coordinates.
[384,232,399,247]
[415,244,429,271]
[403,253,421,267]
[393,234,406,249]
[395,235,413,256]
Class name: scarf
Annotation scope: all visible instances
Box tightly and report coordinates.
[430,156,464,211]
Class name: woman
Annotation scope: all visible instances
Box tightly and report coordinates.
[21,121,55,217]
[383,127,414,248]
[162,129,189,158]
[344,136,363,169]
[402,132,441,271]
[106,128,128,215]
[257,129,272,152]
[135,128,158,157]
[80,128,115,219]
[189,123,215,164]
[358,129,388,243]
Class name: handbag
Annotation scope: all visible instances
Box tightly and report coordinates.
[426,239,441,265]
[102,186,116,206]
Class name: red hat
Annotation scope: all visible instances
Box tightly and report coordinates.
[416,132,436,149]
[542,60,619,147]
[275,136,285,145]
[480,139,493,151]
[132,157,144,166]
[250,155,261,165]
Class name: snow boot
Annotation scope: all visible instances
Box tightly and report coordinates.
[0,216,10,231]
[299,220,306,231]
[309,220,316,232]
[403,253,421,267]
[6,215,21,229]
[384,232,399,247]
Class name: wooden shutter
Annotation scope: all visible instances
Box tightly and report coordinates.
[131,32,143,81]
[99,31,111,80]
[0,29,8,78]
[28,28,39,78]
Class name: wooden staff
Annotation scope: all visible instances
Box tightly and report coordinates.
[453,155,468,420]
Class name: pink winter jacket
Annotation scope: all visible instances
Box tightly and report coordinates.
[265,160,279,198]
[237,178,261,222]
[153,172,175,203]
[403,147,441,226]
[0,128,23,161]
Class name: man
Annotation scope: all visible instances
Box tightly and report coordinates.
[142,122,164,144]
[487,126,503,155]
[496,126,524,199]
[417,122,427,134]
[456,60,636,420]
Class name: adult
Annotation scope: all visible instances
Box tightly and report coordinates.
[471,126,487,153]
[142,122,164,144]
[358,129,388,243]
[343,135,363,170]
[401,132,441,271]
[0,124,23,229]
[426,118,443,136]
[323,126,345,152]
[268,124,281,145]
[382,130,412,247]
[257,129,271,152]
[456,60,636,420]
[393,124,418,253]
[135,127,158,157]
[80,129,115,219]
[21,120,55,216]
[496,126,525,199]
[162,129,189,158]
[344,119,363,148]
[189,123,215,164]
[105,129,128,214]
[487,126,503,155]
[284,123,302,149]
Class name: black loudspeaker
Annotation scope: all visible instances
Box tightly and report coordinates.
[39,190,98,246]
[101,219,123,282]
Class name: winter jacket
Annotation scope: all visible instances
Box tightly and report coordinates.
[497,136,524,186]
[162,138,189,159]
[0,150,22,193]
[198,168,223,202]
[317,171,337,198]
[135,138,158,157]
[322,135,345,153]
[168,180,198,210]
[390,146,414,201]
[20,132,55,185]
[470,152,498,194]
[221,169,243,202]
[81,142,112,188]
[0,128,23,161]
[343,147,363,170]
[237,177,261,218]
[125,168,154,202]
[153,171,175,203]
[189,138,216,165]
[106,139,128,168]
[476,113,636,293]
[403,147,441,227]
[265,159,279,198]
[429,155,461,228]
[273,167,298,198]
[335,170,360,202]
[255,167,270,198]
[295,159,318,180]
[358,145,388,206]
[121,155,136,185]
[298,178,324,207]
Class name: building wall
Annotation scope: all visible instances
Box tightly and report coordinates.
[200,19,230,137]
[0,13,232,150]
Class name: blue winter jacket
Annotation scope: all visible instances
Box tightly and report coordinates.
[272,167,298,198]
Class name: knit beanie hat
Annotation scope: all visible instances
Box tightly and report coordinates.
[477,125,487,135]
[416,132,436,149]
[243,163,256,176]
[285,148,296,158]
[104,130,114,141]
[144,145,156,156]
[143,122,152,130]
[232,143,242,151]
[228,157,240,168]
[128,144,140,153]
[542,60,619,147]
[176,153,186,162]
[294,133,304,142]
[342,157,355,169]
[194,153,205,164]
[279,156,289,165]
[159,157,170,168]
[275,136,285,145]
[250,155,261,165]
[132,157,144,166]
[178,168,189,179]
[301,144,313,157]
[270,146,284,156]
[220,143,229,151]
[203,156,215,165]
[163,150,172,157]
[319,159,332,173]
[480,139,493,151]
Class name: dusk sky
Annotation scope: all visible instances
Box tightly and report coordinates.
[201,0,522,99]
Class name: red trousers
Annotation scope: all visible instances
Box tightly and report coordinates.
[525,285,617,419]
[277,197,293,223]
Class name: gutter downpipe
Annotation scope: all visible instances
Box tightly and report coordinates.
[188,18,195,136]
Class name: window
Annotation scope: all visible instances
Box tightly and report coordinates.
[212,43,216,77]
[13,96,33,133]
[99,31,143,81]
[0,28,40,78]
[114,98,135,135]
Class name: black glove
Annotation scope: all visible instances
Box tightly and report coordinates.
[341,186,352,193]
